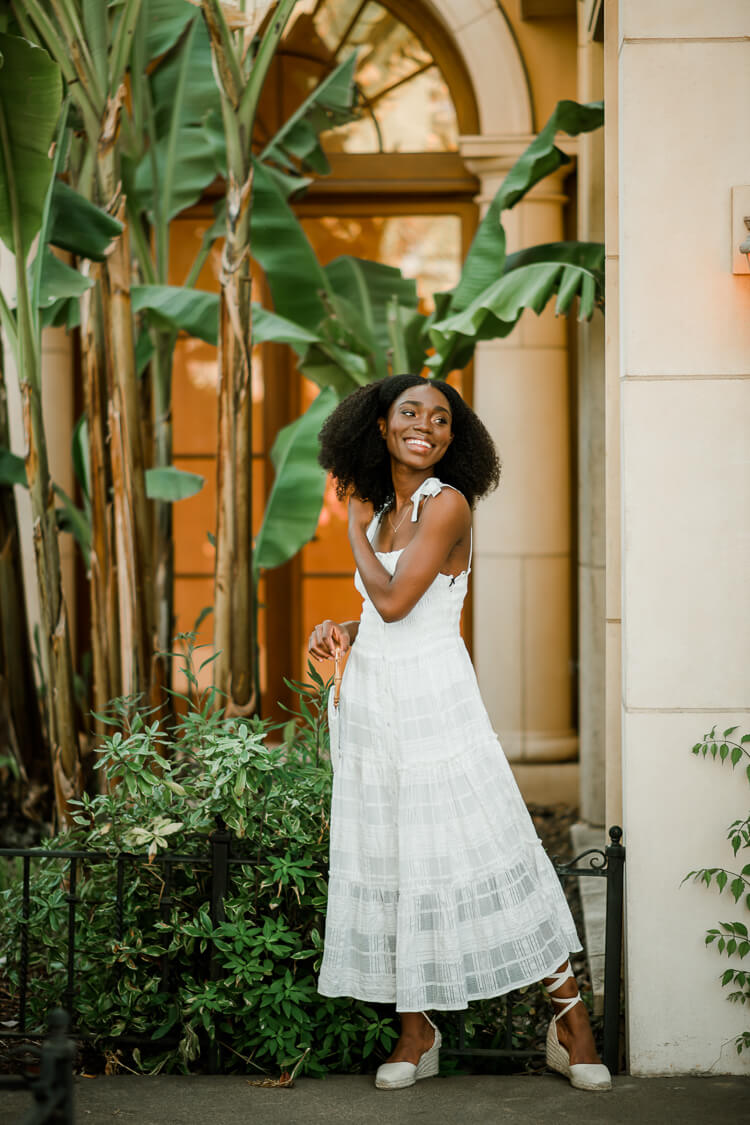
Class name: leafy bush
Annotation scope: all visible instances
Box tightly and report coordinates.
[1,642,589,1075]
[684,724,750,1054]
[0,650,397,1075]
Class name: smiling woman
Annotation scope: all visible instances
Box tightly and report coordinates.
[308,375,612,1093]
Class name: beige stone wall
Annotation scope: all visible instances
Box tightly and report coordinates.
[613,0,750,1075]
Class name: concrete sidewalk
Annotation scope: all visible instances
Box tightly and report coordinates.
[5,1073,749,1125]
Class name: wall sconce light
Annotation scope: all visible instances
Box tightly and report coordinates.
[740,217,750,271]
[732,187,750,273]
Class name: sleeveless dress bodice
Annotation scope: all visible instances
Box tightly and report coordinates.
[353,479,470,658]
[318,477,580,1011]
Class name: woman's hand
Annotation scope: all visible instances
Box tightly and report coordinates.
[348,494,375,532]
[308,620,352,662]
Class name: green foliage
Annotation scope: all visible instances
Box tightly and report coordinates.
[131,285,219,345]
[0,31,62,257]
[684,724,750,1054]
[253,388,337,574]
[145,466,205,502]
[251,99,606,569]
[0,654,398,1076]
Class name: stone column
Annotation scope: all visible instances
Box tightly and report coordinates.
[460,138,578,804]
[577,3,606,826]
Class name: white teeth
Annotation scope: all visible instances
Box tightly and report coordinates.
[406,439,431,450]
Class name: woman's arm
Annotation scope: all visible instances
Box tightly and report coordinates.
[349,489,470,623]
[309,618,359,661]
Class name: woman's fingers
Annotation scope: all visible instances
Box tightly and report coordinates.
[308,620,350,661]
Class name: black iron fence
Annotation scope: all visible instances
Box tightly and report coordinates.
[0,1010,74,1125]
[442,825,625,1074]
[0,825,624,1075]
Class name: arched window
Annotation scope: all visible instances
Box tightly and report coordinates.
[170,0,479,714]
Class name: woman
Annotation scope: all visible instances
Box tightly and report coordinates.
[309,375,610,1092]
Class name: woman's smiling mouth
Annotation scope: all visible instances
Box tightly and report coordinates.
[404,438,433,452]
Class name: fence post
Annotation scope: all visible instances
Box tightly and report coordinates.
[602,825,625,1074]
[208,821,231,1074]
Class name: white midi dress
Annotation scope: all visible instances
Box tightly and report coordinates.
[317,477,581,1012]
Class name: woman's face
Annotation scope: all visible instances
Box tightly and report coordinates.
[378,385,454,470]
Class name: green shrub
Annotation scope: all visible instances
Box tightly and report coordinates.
[0,652,397,1075]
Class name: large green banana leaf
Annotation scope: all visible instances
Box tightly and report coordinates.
[501,239,605,280]
[297,339,371,397]
[251,158,331,331]
[133,125,221,222]
[325,256,419,379]
[145,465,204,500]
[386,298,430,375]
[254,386,338,574]
[47,179,123,260]
[150,13,221,137]
[39,179,125,328]
[427,255,603,377]
[0,32,62,258]
[260,53,359,176]
[36,247,93,309]
[127,15,223,226]
[0,447,27,487]
[131,284,219,344]
[447,100,604,315]
[144,0,196,61]
[252,306,320,351]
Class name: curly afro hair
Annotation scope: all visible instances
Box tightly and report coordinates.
[317,374,501,512]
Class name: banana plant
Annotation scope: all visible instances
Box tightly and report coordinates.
[244,99,605,573]
[0,29,81,822]
[196,0,358,715]
[11,0,358,737]
[0,332,45,795]
[119,2,360,672]
[13,0,156,711]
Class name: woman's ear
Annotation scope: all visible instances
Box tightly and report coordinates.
[378,417,387,439]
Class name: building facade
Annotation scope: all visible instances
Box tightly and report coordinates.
[1,0,749,1076]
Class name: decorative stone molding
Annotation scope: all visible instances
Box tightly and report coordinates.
[425,0,533,134]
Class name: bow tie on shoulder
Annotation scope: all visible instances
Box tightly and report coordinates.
[409,477,444,522]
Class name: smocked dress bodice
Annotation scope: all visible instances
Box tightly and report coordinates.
[353,477,471,656]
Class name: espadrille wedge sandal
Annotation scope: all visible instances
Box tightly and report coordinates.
[375,1013,441,1090]
[546,964,612,1091]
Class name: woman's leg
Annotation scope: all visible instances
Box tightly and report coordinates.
[385,1011,436,1065]
[543,960,602,1065]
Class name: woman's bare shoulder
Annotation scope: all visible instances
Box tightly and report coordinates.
[418,485,471,530]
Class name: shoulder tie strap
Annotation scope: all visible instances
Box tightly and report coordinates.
[409,477,444,521]
[409,476,473,572]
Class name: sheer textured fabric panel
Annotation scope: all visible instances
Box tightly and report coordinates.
[318,479,581,1011]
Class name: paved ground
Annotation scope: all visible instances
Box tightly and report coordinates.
[4,1073,749,1125]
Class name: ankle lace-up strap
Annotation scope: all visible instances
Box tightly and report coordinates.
[545,963,583,1022]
